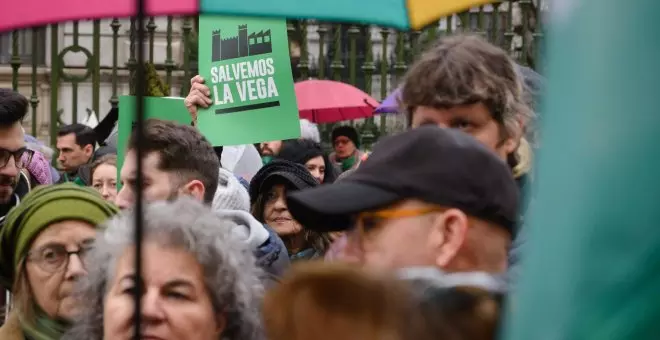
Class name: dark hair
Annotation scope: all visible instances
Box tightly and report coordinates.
[248,160,329,255]
[90,154,117,184]
[128,119,219,204]
[58,123,97,151]
[277,139,323,165]
[277,140,337,184]
[416,287,504,340]
[0,89,28,126]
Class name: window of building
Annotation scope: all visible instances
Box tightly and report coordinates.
[0,28,47,65]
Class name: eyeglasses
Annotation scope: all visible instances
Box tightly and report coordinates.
[0,147,34,169]
[26,243,92,273]
[352,206,447,241]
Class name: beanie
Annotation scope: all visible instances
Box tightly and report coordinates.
[331,125,360,149]
[0,183,119,289]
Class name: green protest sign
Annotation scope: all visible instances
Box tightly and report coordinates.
[198,15,300,146]
[116,96,191,180]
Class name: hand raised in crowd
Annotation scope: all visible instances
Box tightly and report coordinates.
[183,75,212,124]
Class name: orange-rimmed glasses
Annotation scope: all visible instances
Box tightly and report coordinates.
[351,206,447,242]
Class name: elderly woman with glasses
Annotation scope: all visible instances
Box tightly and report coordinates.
[0,184,119,340]
[64,197,264,340]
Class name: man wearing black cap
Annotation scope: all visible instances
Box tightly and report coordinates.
[287,126,519,274]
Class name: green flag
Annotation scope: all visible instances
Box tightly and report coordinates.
[117,96,191,180]
[197,15,300,146]
[504,1,660,339]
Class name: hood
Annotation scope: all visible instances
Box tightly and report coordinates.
[215,209,269,251]
[213,167,251,212]
[214,209,290,285]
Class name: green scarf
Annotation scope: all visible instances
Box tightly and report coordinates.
[261,155,274,165]
[62,173,85,187]
[20,308,70,340]
[340,154,357,172]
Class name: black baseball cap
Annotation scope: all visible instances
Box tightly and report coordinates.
[286,126,520,235]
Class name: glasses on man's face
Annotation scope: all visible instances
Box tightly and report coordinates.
[351,207,447,242]
[0,147,34,169]
[26,242,93,273]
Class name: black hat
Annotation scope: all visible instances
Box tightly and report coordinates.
[286,126,519,235]
[331,125,360,149]
[249,159,319,204]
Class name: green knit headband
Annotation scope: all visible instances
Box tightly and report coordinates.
[0,183,119,290]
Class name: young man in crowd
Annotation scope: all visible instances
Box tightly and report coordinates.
[0,88,37,317]
[115,119,289,285]
[0,89,35,224]
[56,123,97,185]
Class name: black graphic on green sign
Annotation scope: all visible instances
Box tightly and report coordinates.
[211,25,273,62]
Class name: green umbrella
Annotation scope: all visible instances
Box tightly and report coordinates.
[504,1,660,339]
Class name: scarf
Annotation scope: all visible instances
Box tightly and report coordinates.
[62,173,85,187]
[340,154,357,172]
[20,308,70,340]
[261,155,273,165]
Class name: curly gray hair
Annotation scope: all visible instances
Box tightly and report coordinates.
[63,197,265,340]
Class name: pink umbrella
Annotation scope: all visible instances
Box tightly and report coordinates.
[0,0,197,32]
[295,80,379,124]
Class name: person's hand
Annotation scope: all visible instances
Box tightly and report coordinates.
[183,75,212,124]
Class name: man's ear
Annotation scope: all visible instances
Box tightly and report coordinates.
[429,208,469,268]
[181,179,206,202]
[83,144,94,157]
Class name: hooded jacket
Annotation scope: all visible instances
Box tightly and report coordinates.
[213,167,289,286]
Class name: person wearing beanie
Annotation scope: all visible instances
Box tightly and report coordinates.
[329,125,366,173]
[276,139,338,184]
[0,183,118,340]
[249,160,330,261]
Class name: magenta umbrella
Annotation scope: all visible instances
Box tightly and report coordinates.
[295,80,380,123]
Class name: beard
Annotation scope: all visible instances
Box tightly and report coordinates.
[0,174,18,204]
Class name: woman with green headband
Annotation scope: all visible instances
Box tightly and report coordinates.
[0,183,119,340]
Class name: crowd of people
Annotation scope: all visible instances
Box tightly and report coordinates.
[0,33,539,339]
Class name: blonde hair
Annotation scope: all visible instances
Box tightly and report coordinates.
[9,260,37,331]
[263,263,422,340]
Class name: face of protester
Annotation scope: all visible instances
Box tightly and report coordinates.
[115,150,205,210]
[0,122,24,203]
[92,164,118,203]
[25,220,96,320]
[305,156,325,183]
[263,184,303,236]
[343,200,470,272]
[333,136,356,159]
[56,133,93,172]
[411,103,517,161]
[260,141,283,156]
[103,242,224,340]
